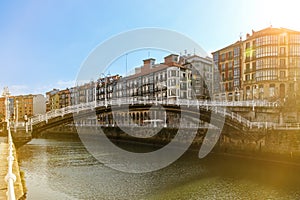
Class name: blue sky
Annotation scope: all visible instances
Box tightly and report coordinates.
[1,0,300,95]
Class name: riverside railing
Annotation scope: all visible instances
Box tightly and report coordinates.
[29,98,279,129]
[5,123,16,200]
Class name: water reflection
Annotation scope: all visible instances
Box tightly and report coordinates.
[18,137,300,199]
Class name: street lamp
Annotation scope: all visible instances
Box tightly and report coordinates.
[16,100,18,126]
[234,87,240,101]
[2,87,11,132]
[14,99,19,130]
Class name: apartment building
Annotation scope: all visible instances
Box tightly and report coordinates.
[0,94,46,122]
[45,53,213,112]
[113,54,213,101]
[213,26,300,101]
[46,89,60,111]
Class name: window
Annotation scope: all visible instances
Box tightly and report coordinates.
[234,58,240,66]
[290,34,300,44]
[269,84,275,97]
[221,63,225,71]
[289,58,300,67]
[289,45,300,56]
[234,68,240,77]
[246,64,250,73]
[229,72,232,80]
[234,79,240,87]
[280,59,286,67]
[256,69,278,82]
[222,73,225,81]
[256,46,279,58]
[221,54,225,62]
[169,89,177,96]
[252,62,256,71]
[245,74,250,81]
[169,79,177,87]
[259,85,264,92]
[280,71,286,78]
[256,35,278,47]
[280,34,286,44]
[246,42,250,49]
[280,47,286,56]
[228,61,233,69]
[228,51,233,59]
[256,58,277,70]
[245,46,251,58]
[234,47,240,57]
[180,82,187,90]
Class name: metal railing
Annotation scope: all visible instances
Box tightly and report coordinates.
[29,98,280,129]
[5,123,16,200]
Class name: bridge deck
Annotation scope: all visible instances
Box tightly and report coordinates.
[0,137,25,199]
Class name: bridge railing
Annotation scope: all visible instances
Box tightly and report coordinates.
[29,98,279,129]
[5,124,17,200]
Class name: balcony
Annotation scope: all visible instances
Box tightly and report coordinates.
[279,53,286,57]
[278,77,288,81]
[243,79,255,85]
[245,68,251,73]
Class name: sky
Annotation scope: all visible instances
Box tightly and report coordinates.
[1,0,300,95]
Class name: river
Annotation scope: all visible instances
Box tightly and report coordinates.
[17,136,300,199]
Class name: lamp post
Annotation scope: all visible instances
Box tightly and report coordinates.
[2,87,11,131]
[234,87,238,101]
[14,100,19,131]
[16,100,18,126]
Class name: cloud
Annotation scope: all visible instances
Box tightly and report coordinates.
[2,79,76,96]
[9,85,30,95]
[56,80,76,88]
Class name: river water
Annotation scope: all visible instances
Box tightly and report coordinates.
[17,136,300,200]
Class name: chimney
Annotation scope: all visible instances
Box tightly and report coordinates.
[143,58,155,69]
[164,54,179,66]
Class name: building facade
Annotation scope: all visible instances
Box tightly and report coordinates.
[212,41,243,101]
[46,89,60,111]
[113,54,212,101]
[213,27,300,102]
[45,53,213,112]
[182,55,214,99]
[0,93,46,122]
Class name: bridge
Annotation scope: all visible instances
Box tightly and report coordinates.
[10,98,284,144]
[2,97,299,199]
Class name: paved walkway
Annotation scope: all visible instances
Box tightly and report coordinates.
[0,137,8,199]
[0,137,25,200]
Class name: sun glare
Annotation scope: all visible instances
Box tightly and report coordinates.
[257,0,300,29]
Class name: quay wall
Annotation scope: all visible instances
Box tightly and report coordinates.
[37,126,300,163]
